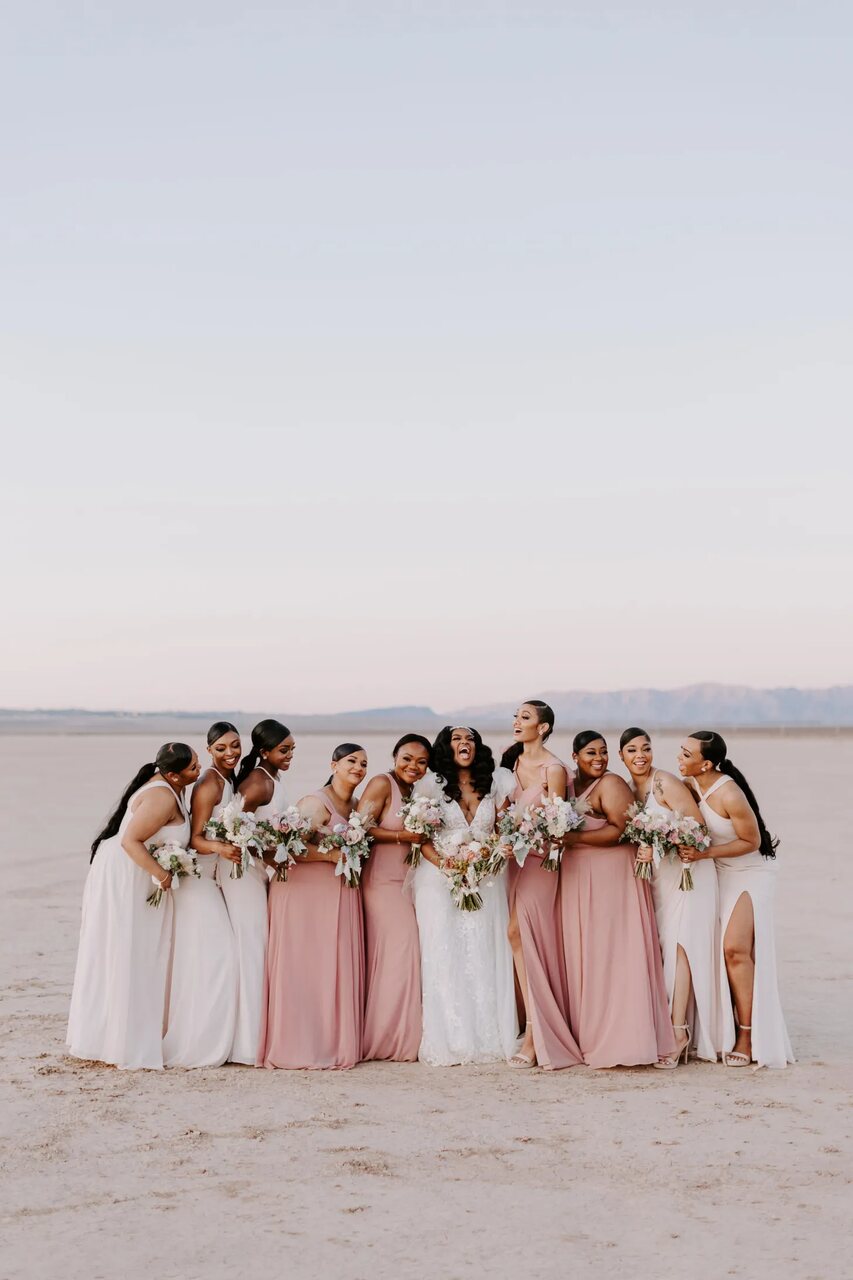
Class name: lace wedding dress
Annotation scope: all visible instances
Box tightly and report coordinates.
[411,769,518,1065]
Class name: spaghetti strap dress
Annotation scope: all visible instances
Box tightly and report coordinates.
[644,773,721,1062]
[559,775,676,1067]
[694,776,793,1068]
[219,769,275,1064]
[258,788,365,1069]
[67,780,190,1070]
[163,771,239,1067]
[361,773,422,1061]
[507,762,582,1069]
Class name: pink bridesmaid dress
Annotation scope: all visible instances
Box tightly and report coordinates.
[559,774,676,1067]
[257,789,365,1069]
[507,763,582,1069]
[361,774,422,1061]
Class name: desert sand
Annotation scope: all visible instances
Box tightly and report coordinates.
[1,731,851,1279]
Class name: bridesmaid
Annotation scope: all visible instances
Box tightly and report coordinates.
[619,727,720,1066]
[679,731,793,1069]
[357,734,431,1062]
[559,730,676,1068]
[163,722,241,1068]
[500,701,582,1070]
[225,718,294,1065]
[258,743,367,1069]
[67,743,199,1070]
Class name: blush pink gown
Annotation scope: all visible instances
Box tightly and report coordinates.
[257,789,365,1070]
[361,774,422,1061]
[507,763,582,1069]
[559,775,676,1067]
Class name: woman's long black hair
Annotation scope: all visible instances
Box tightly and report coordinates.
[90,742,193,862]
[431,726,495,804]
[690,730,778,859]
[500,699,555,771]
[235,719,291,788]
[325,742,365,787]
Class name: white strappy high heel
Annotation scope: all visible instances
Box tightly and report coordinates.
[654,1024,690,1070]
[723,1025,752,1067]
[509,1025,537,1069]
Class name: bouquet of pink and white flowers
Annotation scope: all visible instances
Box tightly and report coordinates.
[204,795,263,879]
[436,831,498,912]
[398,792,444,867]
[494,804,541,869]
[494,796,587,872]
[146,841,200,907]
[671,815,713,891]
[318,811,374,887]
[531,795,587,871]
[622,803,711,891]
[255,806,313,881]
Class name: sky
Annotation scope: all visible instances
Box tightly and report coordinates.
[2,2,851,713]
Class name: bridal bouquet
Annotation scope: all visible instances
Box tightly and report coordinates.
[437,831,498,912]
[622,804,711,891]
[530,795,588,872]
[146,841,200,908]
[398,792,444,867]
[317,811,374,888]
[255,806,313,882]
[204,795,264,879]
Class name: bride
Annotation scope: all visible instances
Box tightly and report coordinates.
[411,726,518,1065]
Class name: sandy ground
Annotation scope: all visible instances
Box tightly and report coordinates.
[1,733,851,1279]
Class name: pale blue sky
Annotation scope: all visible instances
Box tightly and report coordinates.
[2,3,851,711]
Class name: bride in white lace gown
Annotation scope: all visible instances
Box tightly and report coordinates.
[411,727,518,1065]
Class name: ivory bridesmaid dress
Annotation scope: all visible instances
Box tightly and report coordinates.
[361,773,422,1061]
[559,775,676,1067]
[67,779,190,1070]
[162,771,239,1068]
[694,776,793,1069]
[645,774,721,1062]
[219,769,275,1064]
[507,763,582,1069]
[257,789,364,1069]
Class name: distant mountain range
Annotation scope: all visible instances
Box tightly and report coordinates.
[2,684,852,734]
[452,683,853,728]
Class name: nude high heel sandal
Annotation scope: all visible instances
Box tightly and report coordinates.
[723,1025,752,1067]
[654,1024,690,1070]
[509,1025,537,1069]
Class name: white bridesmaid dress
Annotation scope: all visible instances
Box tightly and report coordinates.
[67,779,190,1070]
[695,776,794,1069]
[411,770,518,1066]
[162,771,239,1068]
[218,768,280,1064]
[646,775,721,1062]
